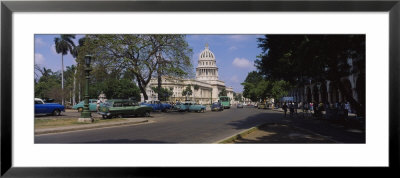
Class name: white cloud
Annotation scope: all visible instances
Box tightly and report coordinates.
[34,37,46,46]
[227,35,249,41]
[230,75,240,83]
[232,57,253,68]
[51,44,58,55]
[35,53,45,65]
[229,46,238,51]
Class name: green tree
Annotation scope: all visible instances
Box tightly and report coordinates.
[182,85,193,101]
[256,35,365,116]
[241,71,263,102]
[89,78,141,100]
[218,88,227,97]
[79,35,193,101]
[54,34,76,105]
[270,80,291,100]
[71,37,87,105]
[151,87,173,101]
[234,93,243,102]
[34,68,62,102]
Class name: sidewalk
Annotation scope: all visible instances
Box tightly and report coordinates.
[219,108,365,143]
[35,117,149,135]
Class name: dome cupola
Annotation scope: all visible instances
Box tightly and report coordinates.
[196,43,219,81]
[199,43,215,61]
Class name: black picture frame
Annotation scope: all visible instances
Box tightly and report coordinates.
[1,0,399,177]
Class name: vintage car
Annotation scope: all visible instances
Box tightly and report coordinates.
[72,99,98,112]
[257,102,267,109]
[211,102,224,111]
[98,99,153,119]
[34,98,65,116]
[175,101,206,112]
[140,100,172,112]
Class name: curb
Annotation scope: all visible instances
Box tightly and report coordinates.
[216,126,260,143]
[35,120,149,135]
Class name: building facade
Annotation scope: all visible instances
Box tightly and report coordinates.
[286,58,364,110]
[142,44,234,104]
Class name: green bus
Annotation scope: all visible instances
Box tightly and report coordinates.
[219,96,231,109]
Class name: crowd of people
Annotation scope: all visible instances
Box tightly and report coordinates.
[280,101,352,119]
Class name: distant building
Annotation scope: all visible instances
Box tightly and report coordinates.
[142,44,234,104]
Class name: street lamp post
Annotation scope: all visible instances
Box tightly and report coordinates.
[78,55,94,123]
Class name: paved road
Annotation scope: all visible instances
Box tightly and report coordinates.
[35,107,365,143]
[35,107,284,143]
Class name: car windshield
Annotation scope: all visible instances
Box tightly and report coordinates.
[103,102,112,107]
[220,97,229,101]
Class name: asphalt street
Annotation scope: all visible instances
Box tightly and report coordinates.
[35,107,365,143]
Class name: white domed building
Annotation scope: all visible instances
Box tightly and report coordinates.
[143,44,234,104]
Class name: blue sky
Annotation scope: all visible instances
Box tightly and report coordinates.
[34,34,263,92]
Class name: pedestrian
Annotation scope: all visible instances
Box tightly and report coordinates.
[294,102,298,115]
[96,99,102,112]
[282,103,288,117]
[289,102,294,118]
[345,102,351,113]
[310,102,314,113]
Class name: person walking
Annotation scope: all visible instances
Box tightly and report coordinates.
[282,103,288,117]
[96,99,102,112]
[294,102,298,116]
[289,102,294,118]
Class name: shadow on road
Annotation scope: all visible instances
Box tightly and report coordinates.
[227,111,285,130]
[233,123,336,144]
[227,109,365,143]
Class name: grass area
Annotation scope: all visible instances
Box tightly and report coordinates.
[35,118,128,129]
[218,127,259,144]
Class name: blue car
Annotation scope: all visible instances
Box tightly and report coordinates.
[34,98,65,116]
[72,99,98,112]
[174,101,206,112]
[211,102,224,111]
[140,100,172,112]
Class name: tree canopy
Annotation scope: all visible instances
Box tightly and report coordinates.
[78,34,193,100]
[255,35,365,116]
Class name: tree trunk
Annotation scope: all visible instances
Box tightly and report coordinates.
[73,69,76,105]
[137,76,148,101]
[157,68,162,101]
[61,54,64,105]
[335,79,365,117]
[78,82,81,102]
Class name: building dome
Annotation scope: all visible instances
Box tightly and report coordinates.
[199,43,215,61]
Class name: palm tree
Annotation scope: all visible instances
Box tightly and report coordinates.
[70,37,86,105]
[54,34,76,105]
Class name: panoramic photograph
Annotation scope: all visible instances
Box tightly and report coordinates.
[34,34,365,143]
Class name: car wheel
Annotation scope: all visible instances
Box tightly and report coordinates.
[145,111,150,117]
[102,115,108,119]
[52,109,61,116]
[78,107,83,112]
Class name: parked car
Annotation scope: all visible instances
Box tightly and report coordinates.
[140,100,172,112]
[72,99,98,112]
[237,103,244,108]
[98,99,153,119]
[211,102,224,111]
[175,101,206,112]
[34,98,65,116]
[257,102,267,109]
